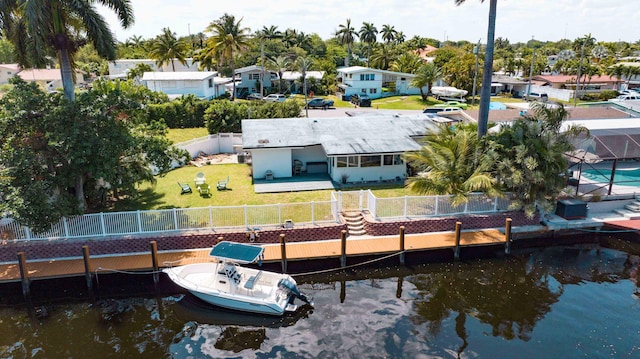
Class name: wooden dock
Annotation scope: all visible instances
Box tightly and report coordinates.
[0,228,506,284]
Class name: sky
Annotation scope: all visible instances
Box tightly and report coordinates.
[98,0,640,45]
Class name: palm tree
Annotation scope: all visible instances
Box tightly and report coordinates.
[282,29,297,48]
[381,24,396,44]
[257,25,282,95]
[369,44,396,70]
[267,55,290,93]
[336,19,357,67]
[359,22,378,66]
[411,63,443,100]
[204,13,250,100]
[149,27,189,71]
[390,53,422,74]
[394,31,406,45]
[455,0,497,137]
[606,64,626,91]
[405,124,497,206]
[0,0,134,101]
[296,57,313,117]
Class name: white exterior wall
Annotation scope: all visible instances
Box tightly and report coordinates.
[144,78,217,99]
[340,71,384,99]
[330,155,406,183]
[238,71,273,91]
[0,66,17,84]
[250,148,292,179]
[177,133,243,158]
[109,60,158,76]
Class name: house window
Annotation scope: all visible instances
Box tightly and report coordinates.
[383,155,393,166]
[208,79,213,88]
[349,156,358,167]
[360,74,365,81]
[393,154,403,165]
[337,157,348,167]
[337,156,359,167]
[361,89,367,94]
[249,73,260,80]
[361,155,381,167]
[370,74,375,81]
[370,88,377,94]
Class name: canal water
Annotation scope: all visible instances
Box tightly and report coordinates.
[1,239,640,358]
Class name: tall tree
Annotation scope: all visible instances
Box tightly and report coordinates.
[336,18,357,67]
[405,123,497,206]
[359,22,378,66]
[380,24,396,44]
[411,62,443,100]
[0,0,134,101]
[257,25,282,95]
[267,55,290,93]
[455,0,497,138]
[204,13,250,100]
[296,57,313,117]
[149,27,189,71]
[390,52,422,74]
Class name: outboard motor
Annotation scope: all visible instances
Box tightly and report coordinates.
[278,278,313,306]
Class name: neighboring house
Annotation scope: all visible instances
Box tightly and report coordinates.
[108,58,199,78]
[413,45,438,62]
[0,64,20,84]
[242,116,438,183]
[234,65,277,98]
[141,71,230,100]
[491,74,528,97]
[17,68,86,91]
[280,71,325,94]
[336,66,425,100]
[528,74,623,101]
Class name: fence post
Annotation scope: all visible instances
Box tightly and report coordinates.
[24,226,31,240]
[17,252,30,300]
[100,212,106,235]
[454,221,462,260]
[137,210,143,233]
[435,195,439,216]
[464,201,468,214]
[150,241,159,285]
[280,234,287,273]
[82,246,93,293]
[399,226,405,265]
[504,218,513,255]
[278,203,282,226]
[62,217,69,239]
[338,191,343,212]
[244,205,249,229]
[359,189,364,210]
[172,208,178,230]
[311,201,315,225]
[341,230,348,268]
[404,196,408,217]
[494,196,498,212]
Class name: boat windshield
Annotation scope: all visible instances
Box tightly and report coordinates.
[210,241,264,264]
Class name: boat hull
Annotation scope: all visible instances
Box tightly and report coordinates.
[163,262,302,316]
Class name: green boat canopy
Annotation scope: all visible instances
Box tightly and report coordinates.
[209,241,264,264]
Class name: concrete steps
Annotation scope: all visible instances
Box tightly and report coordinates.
[343,211,366,236]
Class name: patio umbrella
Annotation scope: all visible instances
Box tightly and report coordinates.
[564,149,602,164]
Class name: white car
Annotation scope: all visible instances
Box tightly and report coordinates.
[263,94,286,102]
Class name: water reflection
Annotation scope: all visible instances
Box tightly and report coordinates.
[1,242,639,358]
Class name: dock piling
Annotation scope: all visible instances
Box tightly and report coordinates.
[82,246,93,293]
[504,218,513,255]
[454,221,462,260]
[150,241,159,285]
[399,226,406,265]
[17,252,30,300]
[280,234,287,273]
[340,230,347,268]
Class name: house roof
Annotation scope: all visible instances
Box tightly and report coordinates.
[414,46,439,59]
[17,69,66,81]
[141,71,218,81]
[337,66,415,78]
[234,65,265,74]
[0,63,20,71]
[462,105,633,123]
[242,115,439,155]
[281,71,325,81]
[532,74,621,85]
[491,74,527,85]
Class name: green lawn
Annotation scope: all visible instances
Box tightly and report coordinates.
[114,163,411,212]
[167,128,209,144]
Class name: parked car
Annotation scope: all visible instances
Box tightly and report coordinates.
[306,98,334,109]
[612,94,640,101]
[434,101,468,110]
[524,92,548,102]
[423,107,459,114]
[263,94,287,102]
[350,93,371,107]
[246,93,262,101]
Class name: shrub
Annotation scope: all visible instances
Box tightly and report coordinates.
[204,100,303,134]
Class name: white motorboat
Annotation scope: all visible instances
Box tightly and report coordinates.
[163,241,312,316]
[431,86,468,101]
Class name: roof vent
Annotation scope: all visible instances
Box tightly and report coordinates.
[258,139,269,144]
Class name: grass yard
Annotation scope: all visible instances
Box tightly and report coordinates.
[167,128,209,144]
[113,163,411,212]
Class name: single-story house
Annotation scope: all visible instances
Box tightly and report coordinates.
[0,64,20,84]
[141,71,230,100]
[108,58,199,78]
[414,45,438,62]
[531,74,622,91]
[336,66,426,100]
[17,68,86,91]
[234,65,277,98]
[490,74,529,97]
[241,115,438,183]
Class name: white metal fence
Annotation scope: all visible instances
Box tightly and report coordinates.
[0,191,513,241]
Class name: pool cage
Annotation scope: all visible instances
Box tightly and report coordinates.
[567,128,640,196]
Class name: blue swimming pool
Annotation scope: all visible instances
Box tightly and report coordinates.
[581,168,640,187]
[489,102,507,110]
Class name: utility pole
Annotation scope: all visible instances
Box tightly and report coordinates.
[573,43,585,107]
[527,49,535,99]
[472,39,480,106]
